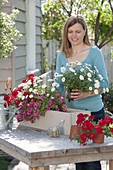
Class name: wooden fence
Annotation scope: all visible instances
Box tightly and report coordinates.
[42,39,59,71]
[102,43,113,84]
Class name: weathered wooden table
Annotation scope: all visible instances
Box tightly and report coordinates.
[0,126,113,170]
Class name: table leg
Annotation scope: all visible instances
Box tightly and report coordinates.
[29,166,49,170]
[109,160,113,170]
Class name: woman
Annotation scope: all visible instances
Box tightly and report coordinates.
[55,15,109,170]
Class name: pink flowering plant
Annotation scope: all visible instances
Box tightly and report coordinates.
[4,74,65,123]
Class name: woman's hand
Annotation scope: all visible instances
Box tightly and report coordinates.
[61,104,67,112]
[70,89,92,100]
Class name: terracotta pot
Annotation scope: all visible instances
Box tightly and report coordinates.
[93,133,104,144]
[69,125,81,140]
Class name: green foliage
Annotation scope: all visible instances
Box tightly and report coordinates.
[0,0,8,4]
[42,0,66,43]
[103,83,113,112]
[42,0,113,48]
[42,56,49,73]
[0,157,11,170]
[0,7,22,59]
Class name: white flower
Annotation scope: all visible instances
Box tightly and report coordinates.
[18,83,24,88]
[29,88,33,92]
[80,68,84,72]
[98,74,103,80]
[51,87,56,92]
[88,78,92,81]
[54,72,59,77]
[21,96,25,100]
[17,92,23,98]
[69,67,75,73]
[52,82,56,87]
[33,89,38,94]
[37,79,43,83]
[54,82,60,87]
[106,88,109,93]
[23,83,30,89]
[47,93,50,97]
[47,78,54,82]
[25,95,28,99]
[103,87,109,93]
[103,88,106,93]
[89,87,93,91]
[34,77,40,83]
[61,67,66,73]
[33,83,37,87]
[79,75,84,80]
[42,84,46,89]
[74,72,77,75]
[94,89,99,94]
[61,77,65,82]
[94,66,99,73]
[94,81,100,88]
[27,79,32,85]
[95,80,99,83]
[87,72,92,77]
[29,94,33,98]
[66,63,69,66]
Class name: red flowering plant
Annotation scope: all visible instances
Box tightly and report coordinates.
[71,113,113,146]
[4,74,65,123]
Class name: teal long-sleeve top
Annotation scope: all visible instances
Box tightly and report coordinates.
[55,46,109,112]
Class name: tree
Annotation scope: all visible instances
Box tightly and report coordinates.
[0,0,22,59]
[42,0,113,48]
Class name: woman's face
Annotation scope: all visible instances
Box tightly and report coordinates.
[67,23,86,46]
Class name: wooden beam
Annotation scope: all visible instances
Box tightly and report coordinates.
[109,160,113,170]
[29,166,49,170]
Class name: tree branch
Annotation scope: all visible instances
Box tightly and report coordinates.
[98,0,113,48]
[99,22,113,48]
[95,0,104,45]
[109,0,113,15]
[59,0,71,16]
[95,12,100,45]
[99,38,113,48]
[70,0,74,14]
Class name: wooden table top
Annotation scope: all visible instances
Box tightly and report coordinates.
[0,126,113,167]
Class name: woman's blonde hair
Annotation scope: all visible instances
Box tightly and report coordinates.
[61,15,91,57]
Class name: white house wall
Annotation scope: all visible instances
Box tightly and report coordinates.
[35,0,42,75]
[0,0,12,94]
[13,0,27,88]
[0,0,42,94]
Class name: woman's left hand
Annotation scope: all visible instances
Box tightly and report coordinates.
[70,90,92,100]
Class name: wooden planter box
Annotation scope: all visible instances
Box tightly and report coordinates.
[20,108,90,135]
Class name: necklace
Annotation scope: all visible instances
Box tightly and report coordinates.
[68,60,82,67]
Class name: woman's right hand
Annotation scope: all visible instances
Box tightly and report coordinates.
[61,104,67,112]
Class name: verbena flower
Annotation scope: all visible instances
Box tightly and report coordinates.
[4,74,65,123]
